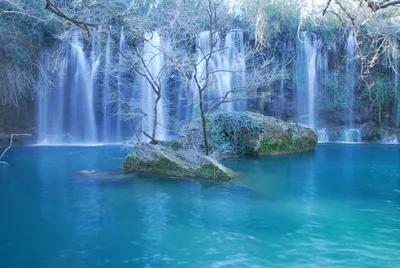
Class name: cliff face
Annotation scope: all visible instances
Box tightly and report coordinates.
[0,30,398,145]
[259,32,399,130]
[0,101,36,148]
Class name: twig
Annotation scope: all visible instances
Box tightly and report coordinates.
[0,133,32,166]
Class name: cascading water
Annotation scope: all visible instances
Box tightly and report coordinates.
[344,129,361,143]
[316,31,361,144]
[37,30,127,145]
[37,28,248,144]
[37,32,99,144]
[73,31,99,143]
[278,46,286,119]
[139,31,168,141]
[317,128,329,143]
[294,32,322,131]
[102,29,112,141]
[37,50,63,144]
[346,30,357,127]
[394,55,399,128]
[116,27,126,140]
[101,26,125,142]
[191,30,246,113]
[223,30,247,111]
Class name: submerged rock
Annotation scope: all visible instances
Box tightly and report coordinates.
[80,169,97,174]
[123,142,235,180]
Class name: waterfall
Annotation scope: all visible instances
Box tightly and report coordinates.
[192,30,246,113]
[294,32,322,130]
[37,32,99,144]
[394,55,399,128]
[224,30,246,111]
[102,29,112,141]
[116,27,126,140]
[37,29,248,144]
[71,32,99,143]
[175,74,192,129]
[317,128,329,143]
[346,30,357,127]
[344,129,361,143]
[140,31,168,141]
[382,132,398,144]
[36,29,171,144]
[278,47,286,119]
[37,30,129,145]
[37,51,57,144]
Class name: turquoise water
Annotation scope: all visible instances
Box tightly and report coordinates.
[0,144,399,267]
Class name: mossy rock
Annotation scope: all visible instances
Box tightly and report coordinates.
[196,156,235,180]
[207,112,318,156]
[123,142,234,180]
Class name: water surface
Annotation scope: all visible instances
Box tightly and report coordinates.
[0,144,399,267]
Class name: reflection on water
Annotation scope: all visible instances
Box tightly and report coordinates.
[0,144,399,267]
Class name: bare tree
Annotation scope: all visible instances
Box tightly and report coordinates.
[171,0,285,155]
[41,0,179,143]
[0,0,54,107]
[322,0,400,102]
[39,0,282,151]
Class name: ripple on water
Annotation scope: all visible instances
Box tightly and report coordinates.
[0,144,400,267]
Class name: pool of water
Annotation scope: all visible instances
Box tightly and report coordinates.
[0,144,399,267]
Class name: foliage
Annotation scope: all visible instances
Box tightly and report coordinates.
[208,112,262,157]
[322,70,351,110]
[1,0,400,128]
[366,69,395,124]
[0,0,60,107]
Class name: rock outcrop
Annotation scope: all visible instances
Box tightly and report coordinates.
[179,112,318,157]
[212,112,318,156]
[123,112,318,179]
[317,122,399,143]
[360,122,399,143]
[123,142,235,180]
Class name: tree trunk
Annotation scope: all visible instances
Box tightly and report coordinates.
[152,93,161,142]
[199,90,210,155]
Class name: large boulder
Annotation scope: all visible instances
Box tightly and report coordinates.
[123,142,235,180]
[317,122,399,143]
[214,112,318,156]
[179,112,318,157]
[360,122,381,142]
[359,122,400,143]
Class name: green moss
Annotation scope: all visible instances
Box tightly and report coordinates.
[123,156,192,177]
[197,164,230,180]
[362,133,381,142]
[259,138,291,153]
[124,155,233,180]
[257,136,317,156]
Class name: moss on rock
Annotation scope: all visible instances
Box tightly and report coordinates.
[207,112,318,156]
[123,142,234,180]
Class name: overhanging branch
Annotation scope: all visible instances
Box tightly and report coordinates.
[44,0,94,35]
[0,133,32,166]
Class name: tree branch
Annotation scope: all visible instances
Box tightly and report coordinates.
[0,8,46,21]
[365,0,400,11]
[0,133,32,166]
[322,0,333,15]
[44,0,94,36]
